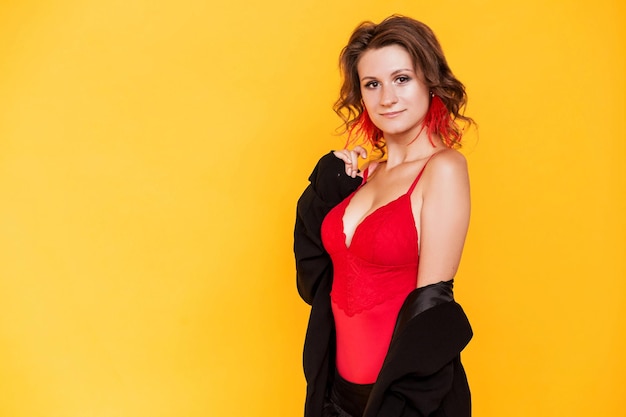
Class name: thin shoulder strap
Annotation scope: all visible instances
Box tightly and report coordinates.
[407,152,440,195]
[361,160,381,184]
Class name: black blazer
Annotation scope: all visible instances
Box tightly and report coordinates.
[294,152,473,417]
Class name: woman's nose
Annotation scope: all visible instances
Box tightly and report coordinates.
[380,86,398,106]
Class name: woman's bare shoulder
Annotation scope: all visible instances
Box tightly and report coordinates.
[428,148,468,176]
[419,148,469,193]
[431,147,466,164]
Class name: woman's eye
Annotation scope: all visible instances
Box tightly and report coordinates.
[396,76,410,84]
[364,81,379,88]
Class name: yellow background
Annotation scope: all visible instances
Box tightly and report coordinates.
[1,0,624,416]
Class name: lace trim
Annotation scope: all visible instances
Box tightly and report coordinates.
[331,255,416,317]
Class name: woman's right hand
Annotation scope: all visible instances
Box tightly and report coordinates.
[333,146,368,178]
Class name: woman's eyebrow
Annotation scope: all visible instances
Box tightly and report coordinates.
[360,68,414,81]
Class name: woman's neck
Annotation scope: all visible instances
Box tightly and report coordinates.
[384,132,442,168]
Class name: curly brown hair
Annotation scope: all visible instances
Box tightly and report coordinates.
[334,15,474,150]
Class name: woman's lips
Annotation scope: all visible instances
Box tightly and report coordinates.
[380,110,405,118]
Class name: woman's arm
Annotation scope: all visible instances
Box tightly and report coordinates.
[415,150,470,287]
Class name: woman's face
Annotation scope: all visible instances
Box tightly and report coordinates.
[357,44,430,142]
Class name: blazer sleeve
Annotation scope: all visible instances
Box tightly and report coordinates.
[294,152,362,304]
[375,364,455,417]
[364,301,473,417]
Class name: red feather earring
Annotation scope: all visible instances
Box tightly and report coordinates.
[424,94,460,147]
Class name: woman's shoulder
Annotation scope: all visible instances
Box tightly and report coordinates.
[427,148,468,176]
[417,148,469,192]
[431,147,466,165]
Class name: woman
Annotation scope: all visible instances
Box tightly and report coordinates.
[295,15,474,417]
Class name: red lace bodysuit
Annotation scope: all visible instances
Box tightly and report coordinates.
[321,162,431,384]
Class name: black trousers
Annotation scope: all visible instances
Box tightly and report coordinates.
[323,371,373,417]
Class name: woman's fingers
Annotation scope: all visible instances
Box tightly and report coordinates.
[333,147,368,178]
[349,146,367,177]
[353,145,367,159]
